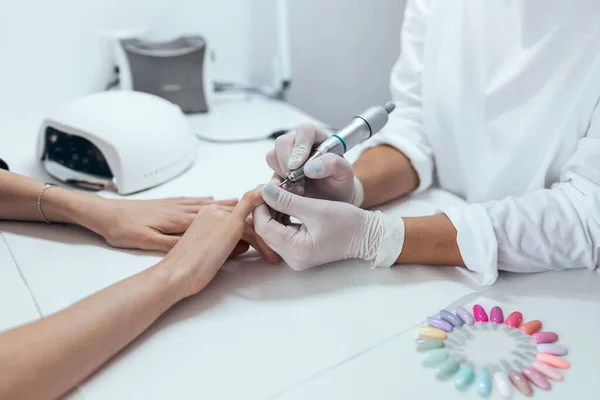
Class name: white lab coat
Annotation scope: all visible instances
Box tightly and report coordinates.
[361,0,600,285]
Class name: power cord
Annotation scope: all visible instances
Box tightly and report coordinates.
[195,129,289,144]
[195,124,335,144]
[105,66,120,91]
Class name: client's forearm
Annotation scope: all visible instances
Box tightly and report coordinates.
[353,145,419,209]
[0,169,93,223]
[396,214,465,267]
[0,258,187,400]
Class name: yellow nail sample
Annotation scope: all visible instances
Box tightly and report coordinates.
[418,326,447,340]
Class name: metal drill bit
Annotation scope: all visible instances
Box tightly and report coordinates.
[279,179,289,187]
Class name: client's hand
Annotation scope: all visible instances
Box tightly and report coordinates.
[76,196,237,252]
[163,189,267,296]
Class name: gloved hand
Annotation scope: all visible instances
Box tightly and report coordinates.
[265,123,364,205]
[253,182,406,271]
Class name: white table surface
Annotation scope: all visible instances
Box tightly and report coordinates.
[0,94,598,399]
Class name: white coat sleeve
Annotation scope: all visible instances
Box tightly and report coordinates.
[442,103,600,285]
[357,0,434,193]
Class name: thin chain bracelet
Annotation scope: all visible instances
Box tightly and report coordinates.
[37,183,58,224]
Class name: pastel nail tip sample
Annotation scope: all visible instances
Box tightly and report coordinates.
[435,357,461,378]
[505,311,523,328]
[426,317,454,332]
[531,361,564,381]
[537,353,570,369]
[473,304,489,322]
[520,320,543,335]
[418,326,447,340]
[454,364,475,390]
[416,338,444,351]
[475,368,493,397]
[493,371,513,398]
[537,343,568,356]
[522,367,551,390]
[439,310,463,327]
[422,348,449,367]
[490,306,504,323]
[509,371,534,397]
[455,306,475,325]
[532,331,559,344]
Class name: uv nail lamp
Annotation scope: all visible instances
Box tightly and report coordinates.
[37,91,197,194]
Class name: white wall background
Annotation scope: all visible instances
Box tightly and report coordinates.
[0,0,405,129]
[288,0,406,127]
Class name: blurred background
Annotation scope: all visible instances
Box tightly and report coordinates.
[0,0,406,128]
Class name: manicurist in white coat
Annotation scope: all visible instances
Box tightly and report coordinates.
[254,0,600,284]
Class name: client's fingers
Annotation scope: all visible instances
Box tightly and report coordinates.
[243,218,282,263]
[229,241,250,258]
[141,231,181,252]
[230,188,265,220]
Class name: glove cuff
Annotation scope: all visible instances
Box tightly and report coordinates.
[373,213,405,268]
[351,177,364,207]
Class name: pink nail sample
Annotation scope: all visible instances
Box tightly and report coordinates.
[490,306,504,323]
[505,311,523,328]
[509,371,533,396]
[472,304,488,322]
[532,361,563,381]
[532,331,558,344]
[426,317,454,332]
[537,353,570,369]
[522,367,551,390]
[537,344,568,356]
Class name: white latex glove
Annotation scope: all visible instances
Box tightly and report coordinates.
[253,182,405,271]
[265,123,364,205]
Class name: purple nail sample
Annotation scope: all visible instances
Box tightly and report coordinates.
[439,310,463,327]
[532,331,558,344]
[537,344,568,356]
[426,317,454,332]
[522,367,551,390]
[473,304,489,322]
[455,306,475,325]
[490,306,504,323]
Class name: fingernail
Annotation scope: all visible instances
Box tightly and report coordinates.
[287,151,303,169]
[303,159,324,178]
[262,184,281,202]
